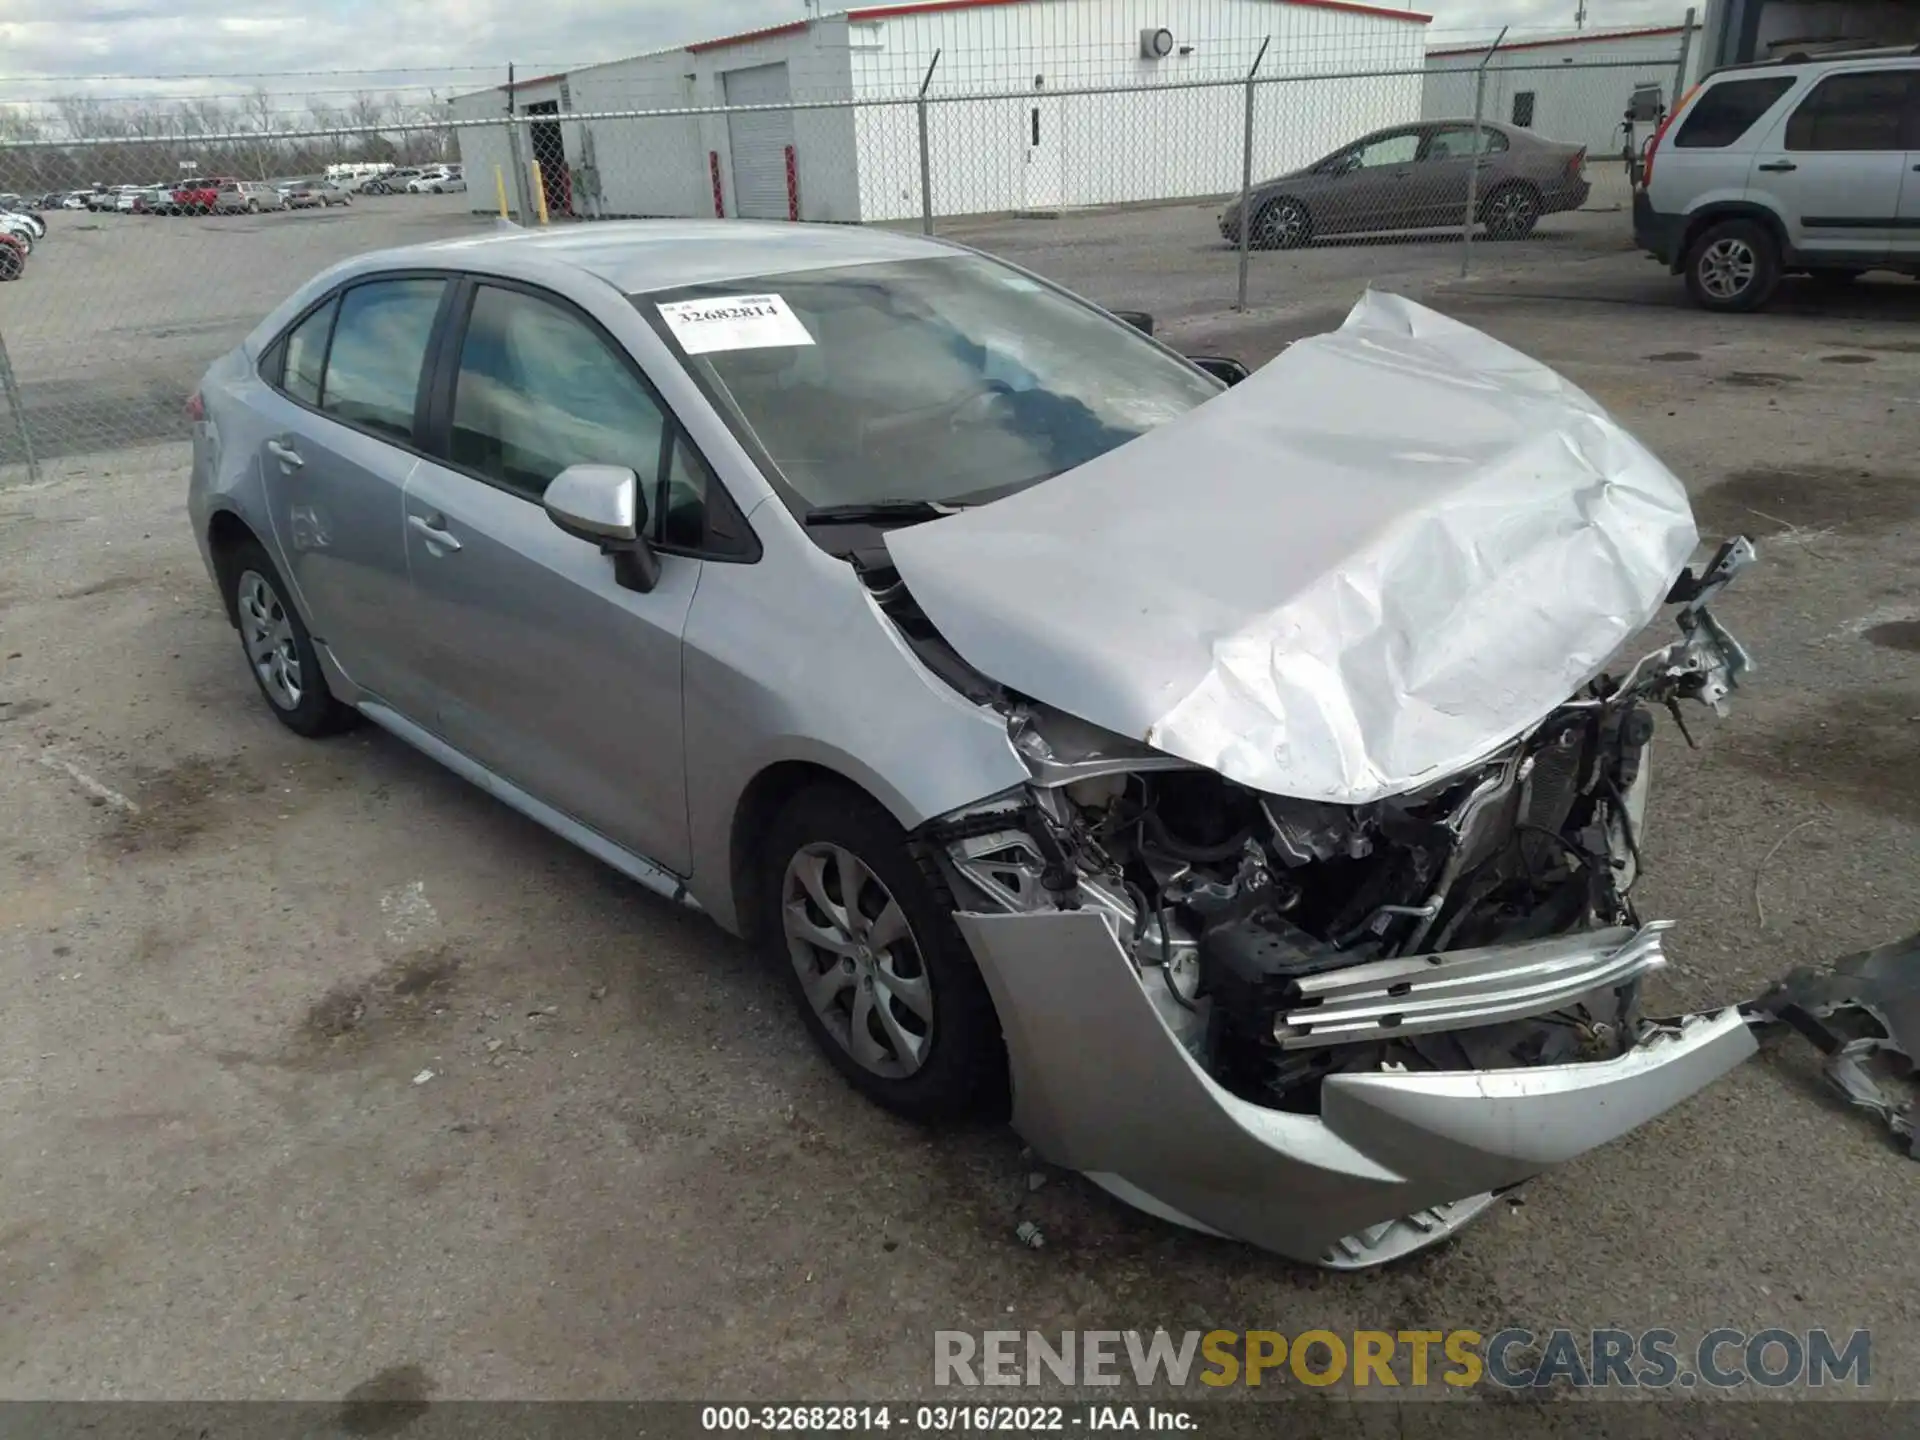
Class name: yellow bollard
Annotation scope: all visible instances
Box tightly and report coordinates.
[531,160,550,226]
[494,165,508,219]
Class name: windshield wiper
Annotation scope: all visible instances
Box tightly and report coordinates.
[803,499,967,526]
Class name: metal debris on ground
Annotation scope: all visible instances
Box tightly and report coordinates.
[412,1069,435,1086]
[1747,932,1920,1158]
[1014,1220,1046,1250]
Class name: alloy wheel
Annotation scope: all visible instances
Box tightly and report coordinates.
[1256,200,1307,249]
[1697,238,1756,301]
[236,569,302,710]
[1487,188,1537,237]
[782,842,934,1079]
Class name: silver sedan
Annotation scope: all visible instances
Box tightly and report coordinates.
[189,221,1760,1267]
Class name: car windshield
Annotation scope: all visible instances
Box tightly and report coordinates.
[637,254,1221,513]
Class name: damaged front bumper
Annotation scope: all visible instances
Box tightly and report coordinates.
[958,908,1757,1268]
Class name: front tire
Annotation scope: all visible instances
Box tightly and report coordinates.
[760,784,1006,1123]
[1252,197,1310,250]
[1685,218,1780,312]
[225,541,357,737]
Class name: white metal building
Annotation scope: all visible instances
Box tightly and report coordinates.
[449,0,1432,225]
[1423,23,1707,157]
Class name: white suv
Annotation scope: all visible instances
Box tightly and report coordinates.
[1633,46,1920,310]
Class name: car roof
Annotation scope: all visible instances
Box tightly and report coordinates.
[360,220,966,294]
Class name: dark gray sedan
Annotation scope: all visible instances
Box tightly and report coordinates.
[1220,120,1591,248]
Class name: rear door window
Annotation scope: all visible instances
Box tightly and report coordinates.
[1784,69,1916,151]
[1673,76,1796,147]
[318,277,447,442]
[278,297,337,406]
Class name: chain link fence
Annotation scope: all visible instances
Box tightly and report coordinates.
[0,43,1687,477]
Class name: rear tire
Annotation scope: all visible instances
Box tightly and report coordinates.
[1481,183,1540,240]
[1684,218,1780,312]
[0,244,22,281]
[246,198,259,214]
[222,539,358,738]
[758,783,1007,1124]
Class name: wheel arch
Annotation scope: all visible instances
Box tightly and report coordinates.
[726,758,908,948]
[205,507,263,627]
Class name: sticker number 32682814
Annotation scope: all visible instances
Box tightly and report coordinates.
[656,294,816,355]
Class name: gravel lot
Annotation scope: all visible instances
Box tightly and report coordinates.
[0,188,1917,1405]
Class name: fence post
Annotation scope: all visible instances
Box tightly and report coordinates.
[1460,25,1508,279]
[0,334,39,488]
[1672,8,1698,117]
[1234,36,1271,314]
[917,49,942,236]
[504,62,532,223]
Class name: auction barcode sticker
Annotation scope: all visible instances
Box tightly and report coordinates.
[657,294,815,355]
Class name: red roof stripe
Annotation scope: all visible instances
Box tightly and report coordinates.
[1427,24,1687,58]
[851,0,1429,23]
[688,18,811,53]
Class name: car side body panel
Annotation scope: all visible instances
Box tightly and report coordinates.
[678,507,1030,934]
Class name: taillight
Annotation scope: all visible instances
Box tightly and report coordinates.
[1568,148,1586,177]
[1641,84,1698,188]
[185,392,205,422]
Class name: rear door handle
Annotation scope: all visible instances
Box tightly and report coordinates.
[1757,161,1797,172]
[266,438,303,468]
[408,513,462,552]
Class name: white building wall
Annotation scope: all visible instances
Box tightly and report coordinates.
[849,0,1429,222]
[1423,27,1705,156]
[450,75,565,216]
[563,23,860,223]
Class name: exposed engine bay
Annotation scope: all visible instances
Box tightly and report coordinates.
[906,536,1758,1116]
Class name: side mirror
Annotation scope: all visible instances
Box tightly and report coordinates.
[1188,355,1251,387]
[544,463,660,593]
[1111,309,1155,336]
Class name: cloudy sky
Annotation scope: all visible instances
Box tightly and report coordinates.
[0,0,1693,108]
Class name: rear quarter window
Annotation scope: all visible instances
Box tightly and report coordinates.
[1674,76,1796,147]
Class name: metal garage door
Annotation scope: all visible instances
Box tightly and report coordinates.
[723,63,795,220]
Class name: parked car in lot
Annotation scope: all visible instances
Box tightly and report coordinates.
[173,177,234,215]
[1633,46,1920,311]
[1220,120,1589,248]
[360,168,423,195]
[282,177,353,208]
[214,180,288,214]
[0,213,38,254]
[188,221,1769,1269]
[407,166,466,194]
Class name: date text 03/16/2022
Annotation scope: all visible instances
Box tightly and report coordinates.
[701,1406,1193,1432]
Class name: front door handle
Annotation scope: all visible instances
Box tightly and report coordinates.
[1757,161,1798,173]
[266,438,304,468]
[408,513,462,552]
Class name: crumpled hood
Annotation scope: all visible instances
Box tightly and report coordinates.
[883,292,1699,805]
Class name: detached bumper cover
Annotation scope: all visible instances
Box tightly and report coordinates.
[958,908,1756,1267]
